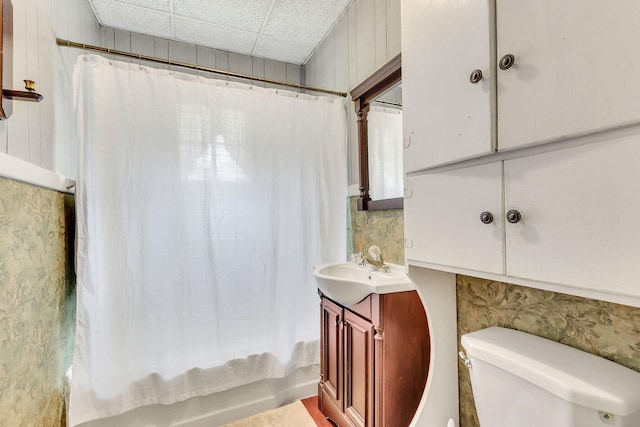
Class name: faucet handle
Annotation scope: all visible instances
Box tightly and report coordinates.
[368,245,382,261]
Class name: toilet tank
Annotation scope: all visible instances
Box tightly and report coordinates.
[461,327,640,427]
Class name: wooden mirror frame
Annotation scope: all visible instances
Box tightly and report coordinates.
[350,54,402,211]
[0,0,6,120]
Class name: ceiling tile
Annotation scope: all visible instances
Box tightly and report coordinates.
[253,35,314,65]
[87,0,355,66]
[91,0,172,39]
[173,17,258,56]
[172,0,272,33]
[263,0,352,42]
[116,0,171,12]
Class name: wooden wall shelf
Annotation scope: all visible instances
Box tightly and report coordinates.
[3,89,44,102]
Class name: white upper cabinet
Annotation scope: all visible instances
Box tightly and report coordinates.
[403,0,640,172]
[404,162,504,275]
[505,134,640,296]
[406,132,640,301]
[402,0,494,173]
[497,0,640,151]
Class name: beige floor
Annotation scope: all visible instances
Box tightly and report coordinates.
[221,400,317,427]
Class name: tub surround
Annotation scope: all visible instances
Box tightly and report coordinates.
[0,176,76,426]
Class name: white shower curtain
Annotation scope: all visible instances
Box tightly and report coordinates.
[70,55,347,425]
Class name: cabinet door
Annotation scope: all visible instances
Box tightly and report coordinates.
[405,162,504,274]
[505,134,640,296]
[344,310,375,427]
[402,0,494,172]
[497,0,640,151]
[321,298,343,410]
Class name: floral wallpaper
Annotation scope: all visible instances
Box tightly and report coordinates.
[456,275,640,427]
[0,177,76,427]
[347,196,404,264]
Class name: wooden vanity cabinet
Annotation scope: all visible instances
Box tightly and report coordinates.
[318,291,430,427]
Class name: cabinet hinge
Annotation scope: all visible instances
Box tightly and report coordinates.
[404,186,413,198]
[403,135,411,148]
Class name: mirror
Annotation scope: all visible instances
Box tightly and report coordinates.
[350,54,402,211]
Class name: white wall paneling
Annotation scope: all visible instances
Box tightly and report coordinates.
[7,0,31,162]
[97,26,300,88]
[228,51,253,83]
[322,36,336,92]
[385,0,401,60]
[99,26,114,49]
[333,16,349,92]
[304,0,402,184]
[347,7,358,91]
[0,0,100,181]
[114,28,132,62]
[170,40,197,74]
[196,45,216,75]
[285,63,301,86]
[355,0,375,86]
[374,0,387,70]
[265,59,286,89]
[251,56,265,87]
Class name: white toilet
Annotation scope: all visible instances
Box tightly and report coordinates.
[460,327,640,427]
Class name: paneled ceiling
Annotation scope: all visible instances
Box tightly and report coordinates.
[87,0,354,65]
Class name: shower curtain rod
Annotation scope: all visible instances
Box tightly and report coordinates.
[56,38,348,97]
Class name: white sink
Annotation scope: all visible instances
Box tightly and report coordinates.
[313,262,414,306]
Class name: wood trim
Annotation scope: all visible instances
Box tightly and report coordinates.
[365,197,403,210]
[301,396,337,427]
[0,0,6,120]
[351,54,401,102]
[350,54,402,211]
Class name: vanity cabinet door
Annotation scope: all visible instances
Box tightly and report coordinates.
[402,0,493,173]
[497,0,640,151]
[318,292,429,427]
[405,162,504,274]
[321,298,344,410]
[504,134,640,297]
[343,310,375,427]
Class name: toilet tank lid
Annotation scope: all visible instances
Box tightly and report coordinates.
[461,327,640,416]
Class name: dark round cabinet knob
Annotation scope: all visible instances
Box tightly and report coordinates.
[499,54,515,70]
[480,211,494,224]
[506,209,522,224]
[469,69,483,84]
